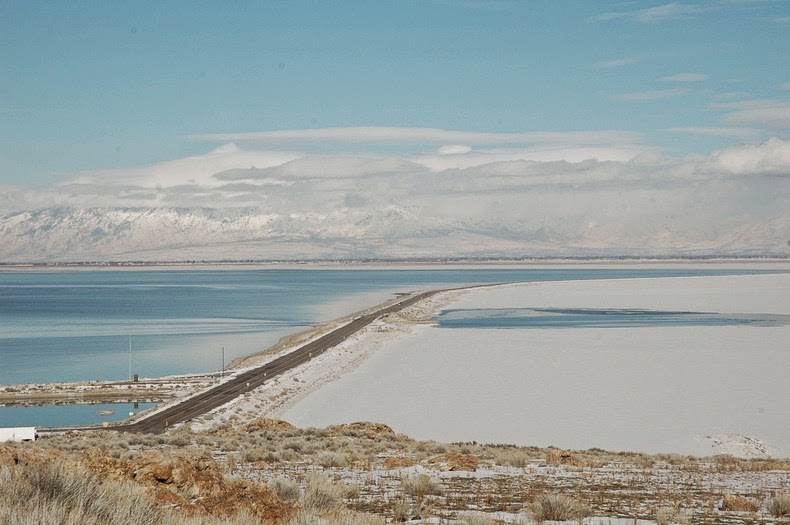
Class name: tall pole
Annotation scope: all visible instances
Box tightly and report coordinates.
[221,346,225,378]
[128,335,132,381]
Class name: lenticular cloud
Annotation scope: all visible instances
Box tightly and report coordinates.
[0,134,788,261]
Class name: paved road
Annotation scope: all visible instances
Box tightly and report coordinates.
[114,289,442,434]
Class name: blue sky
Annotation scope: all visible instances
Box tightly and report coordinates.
[2,0,788,185]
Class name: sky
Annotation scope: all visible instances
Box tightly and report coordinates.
[2,0,788,182]
[1,1,789,259]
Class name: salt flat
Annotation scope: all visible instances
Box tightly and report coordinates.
[282,272,790,457]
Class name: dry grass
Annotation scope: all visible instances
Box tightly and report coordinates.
[0,457,266,525]
[269,477,301,504]
[302,472,348,514]
[721,494,759,512]
[401,474,443,500]
[8,420,790,524]
[545,448,601,468]
[654,507,691,525]
[768,494,790,517]
[528,493,590,522]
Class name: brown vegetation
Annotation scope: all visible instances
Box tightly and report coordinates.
[721,494,759,512]
[4,420,789,524]
[528,493,591,522]
[768,494,790,518]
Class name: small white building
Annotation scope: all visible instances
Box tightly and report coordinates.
[0,427,37,442]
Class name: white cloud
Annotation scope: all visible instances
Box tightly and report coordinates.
[3,131,788,259]
[70,146,303,189]
[705,136,790,174]
[16,133,790,211]
[779,82,790,91]
[714,99,790,131]
[437,145,473,155]
[411,146,650,172]
[592,57,638,69]
[659,73,707,82]
[669,126,760,138]
[591,2,706,23]
[221,155,426,180]
[613,88,687,101]
[188,126,644,148]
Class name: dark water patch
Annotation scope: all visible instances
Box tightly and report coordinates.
[437,308,790,329]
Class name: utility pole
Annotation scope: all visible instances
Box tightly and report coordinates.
[128,335,132,381]
[221,346,225,378]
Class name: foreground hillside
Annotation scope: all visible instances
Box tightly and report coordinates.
[2,420,789,524]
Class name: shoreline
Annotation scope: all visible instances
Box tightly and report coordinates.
[2,256,790,272]
[0,286,463,413]
[3,268,788,459]
[0,375,217,407]
[279,273,790,458]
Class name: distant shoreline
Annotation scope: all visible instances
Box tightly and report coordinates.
[2,256,789,272]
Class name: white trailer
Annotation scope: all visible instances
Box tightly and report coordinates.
[0,427,37,442]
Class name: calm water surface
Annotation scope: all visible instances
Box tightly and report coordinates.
[1,266,781,428]
[0,267,778,385]
[0,402,157,428]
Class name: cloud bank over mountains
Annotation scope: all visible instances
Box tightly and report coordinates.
[1,128,788,262]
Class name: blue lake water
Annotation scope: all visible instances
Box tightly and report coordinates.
[1,266,782,386]
[1,266,785,428]
[0,402,157,428]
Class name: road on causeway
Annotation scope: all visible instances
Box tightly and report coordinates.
[115,289,442,434]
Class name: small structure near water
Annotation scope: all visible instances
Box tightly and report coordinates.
[0,426,37,442]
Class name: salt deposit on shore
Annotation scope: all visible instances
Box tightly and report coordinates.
[274,272,790,457]
[189,289,466,432]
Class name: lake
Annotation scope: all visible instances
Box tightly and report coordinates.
[1,265,784,428]
[0,265,779,385]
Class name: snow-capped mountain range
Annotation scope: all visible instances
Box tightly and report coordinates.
[1,204,786,263]
[2,137,788,262]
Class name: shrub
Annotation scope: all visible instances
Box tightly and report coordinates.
[316,451,348,468]
[654,507,691,525]
[767,494,790,517]
[288,509,385,525]
[529,493,590,522]
[712,454,740,472]
[391,498,433,523]
[302,473,346,514]
[0,460,164,525]
[494,448,534,468]
[269,477,301,503]
[401,474,443,499]
[721,494,758,512]
[242,447,272,463]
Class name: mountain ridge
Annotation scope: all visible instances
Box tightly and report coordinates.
[2,206,787,263]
